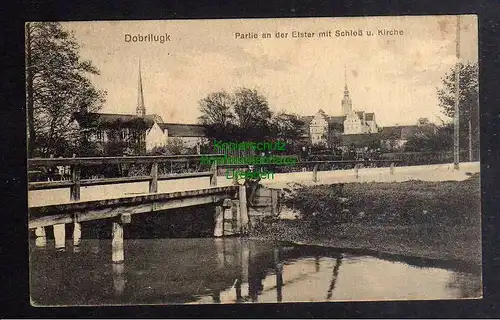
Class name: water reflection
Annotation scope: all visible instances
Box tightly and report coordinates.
[326,255,342,300]
[112,263,125,296]
[30,238,481,306]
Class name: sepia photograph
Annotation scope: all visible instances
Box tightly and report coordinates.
[26,15,481,306]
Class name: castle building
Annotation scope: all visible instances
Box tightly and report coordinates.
[301,73,379,147]
[341,79,378,135]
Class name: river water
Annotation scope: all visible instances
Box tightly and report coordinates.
[30,238,481,306]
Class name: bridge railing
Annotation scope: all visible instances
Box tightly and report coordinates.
[29,156,401,201]
[28,154,224,201]
[216,159,401,182]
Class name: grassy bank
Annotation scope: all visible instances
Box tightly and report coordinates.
[250,173,481,265]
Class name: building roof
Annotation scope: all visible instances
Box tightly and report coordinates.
[158,123,206,137]
[74,112,163,129]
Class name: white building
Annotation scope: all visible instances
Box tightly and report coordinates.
[341,81,378,134]
[309,109,329,145]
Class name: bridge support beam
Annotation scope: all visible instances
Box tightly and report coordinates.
[112,222,124,263]
[35,226,47,248]
[53,224,66,251]
[111,214,131,263]
[73,221,82,248]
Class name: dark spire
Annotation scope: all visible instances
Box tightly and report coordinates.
[341,65,352,116]
[136,60,146,116]
[343,65,350,98]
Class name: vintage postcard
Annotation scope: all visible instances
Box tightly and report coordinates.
[27,15,480,306]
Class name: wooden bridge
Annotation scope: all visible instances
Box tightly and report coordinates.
[29,155,256,262]
[28,155,400,263]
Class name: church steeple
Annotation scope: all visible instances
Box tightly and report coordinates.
[341,65,352,116]
[136,61,146,116]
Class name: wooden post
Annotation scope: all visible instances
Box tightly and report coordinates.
[210,161,218,186]
[73,221,82,248]
[239,185,249,234]
[112,222,124,263]
[53,224,66,251]
[313,164,318,182]
[35,226,46,237]
[390,162,395,175]
[35,227,46,248]
[214,205,224,237]
[70,165,81,201]
[149,162,158,193]
[271,189,279,216]
[354,164,359,179]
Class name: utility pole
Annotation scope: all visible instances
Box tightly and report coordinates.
[453,15,461,170]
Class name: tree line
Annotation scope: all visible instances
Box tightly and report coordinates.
[197,88,306,152]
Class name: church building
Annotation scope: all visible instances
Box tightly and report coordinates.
[74,62,206,155]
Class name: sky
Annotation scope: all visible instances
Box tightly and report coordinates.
[62,15,477,127]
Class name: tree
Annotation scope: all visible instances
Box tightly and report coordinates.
[25,22,106,157]
[437,62,479,158]
[405,123,453,152]
[198,91,238,141]
[232,88,272,139]
[269,112,305,148]
[198,87,273,141]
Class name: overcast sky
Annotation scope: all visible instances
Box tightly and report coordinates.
[63,15,477,127]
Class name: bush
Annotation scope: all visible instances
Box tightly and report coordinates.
[282,184,347,229]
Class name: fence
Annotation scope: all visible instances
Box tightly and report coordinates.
[380,150,479,166]
[28,155,401,203]
[28,155,224,201]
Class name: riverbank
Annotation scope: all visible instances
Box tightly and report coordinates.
[250,173,481,266]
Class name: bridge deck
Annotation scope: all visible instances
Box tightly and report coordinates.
[29,186,239,229]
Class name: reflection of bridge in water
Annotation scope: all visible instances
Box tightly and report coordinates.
[30,237,480,305]
[30,238,346,305]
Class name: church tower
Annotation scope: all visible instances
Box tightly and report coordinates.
[136,61,146,116]
[341,66,352,116]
